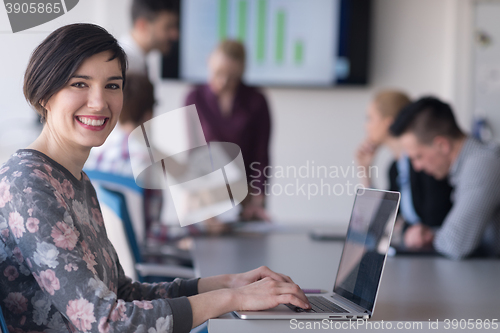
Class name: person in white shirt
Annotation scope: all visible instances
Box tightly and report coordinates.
[119,0,179,75]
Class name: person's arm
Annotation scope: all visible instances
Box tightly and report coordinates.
[355,139,380,188]
[116,263,310,329]
[2,169,194,332]
[404,223,434,250]
[433,157,500,259]
[414,172,453,228]
[402,170,452,249]
[243,92,271,221]
[185,88,207,149]
[189,277,308,327]
[189,266,310,328]
[196,265,294,293]
[250,92,271,195]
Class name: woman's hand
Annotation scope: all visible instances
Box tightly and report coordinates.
[197,266,294,293]
[190,276,310,328]
[356,139,379,188]
[356,139,379,171]
[241,194,270,221]
[227,265,293,289]
[404,223,434,250]
[232,276,310,311]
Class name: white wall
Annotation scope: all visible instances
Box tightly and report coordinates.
[0,0,474,226]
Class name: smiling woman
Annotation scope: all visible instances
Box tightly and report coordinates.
[23,24,126,179]
[36,51,124,166]
[0,23,309,333]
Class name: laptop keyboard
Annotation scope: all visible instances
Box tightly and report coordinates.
[286,296,348,313]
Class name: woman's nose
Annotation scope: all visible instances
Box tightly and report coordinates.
[87,87,107,111]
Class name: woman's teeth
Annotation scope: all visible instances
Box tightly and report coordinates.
[77,117,105,126]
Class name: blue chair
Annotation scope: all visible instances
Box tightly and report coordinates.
[85,170,193,260]
[84,170,195,282]
[86,170,192,257]
[98,187,206,333]
[85,170,147,243]
[85,170,143,193]
[98,186,195,281]
[0,305,8,333]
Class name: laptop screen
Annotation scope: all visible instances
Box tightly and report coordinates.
[333,189,400,312]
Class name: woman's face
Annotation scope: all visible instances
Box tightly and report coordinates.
[365,102,393,144]
[208,50,243,95]
[43,51,123,151]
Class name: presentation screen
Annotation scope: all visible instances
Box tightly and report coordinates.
[162,0,371,86]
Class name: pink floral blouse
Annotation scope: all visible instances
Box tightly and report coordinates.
[0,150,198,332]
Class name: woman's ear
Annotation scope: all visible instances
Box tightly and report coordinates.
[39,100,48,111]
[38,100,50,123]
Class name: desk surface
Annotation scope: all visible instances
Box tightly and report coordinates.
[192,232,500,332]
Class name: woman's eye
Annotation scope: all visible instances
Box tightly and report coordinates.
[107,83,121,90]
[71,82,87,88]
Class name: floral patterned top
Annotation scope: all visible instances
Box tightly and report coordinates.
[0,150,198,333]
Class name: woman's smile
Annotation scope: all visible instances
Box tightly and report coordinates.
[75,116,110,131]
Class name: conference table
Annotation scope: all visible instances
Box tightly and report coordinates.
[191,227,500,333]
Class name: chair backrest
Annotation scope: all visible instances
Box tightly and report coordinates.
[98,185,144,262]
[84,170,146,245]
[99,199,139,281]
[0,305,9,333]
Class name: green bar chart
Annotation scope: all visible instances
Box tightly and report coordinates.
[217,0,309,65]
[256,0,267,62]
[294,40,304,65]
[183,0,337,85]
[275,10,285,63]
[237,0,247,41]
[219,0,228,40]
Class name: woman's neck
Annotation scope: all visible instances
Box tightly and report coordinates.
[217,90,236,117]
[27,127,89,180]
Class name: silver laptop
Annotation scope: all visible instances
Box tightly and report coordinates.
[234,188,400,320]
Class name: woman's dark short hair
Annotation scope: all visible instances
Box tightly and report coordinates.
[23,23,127,122]
[119,73,155,125]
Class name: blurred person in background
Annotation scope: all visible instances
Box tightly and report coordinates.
[390,96,500,259]
[356,90,453,251]
[185,40,272,223]
[120,0,179,75]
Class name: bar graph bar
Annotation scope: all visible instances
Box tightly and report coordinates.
[294,40,304,65]
[215,0,310,67]
[237,1,247,41]
[219,0,228,40]
[275,10,285,63]
[256,0,266,62]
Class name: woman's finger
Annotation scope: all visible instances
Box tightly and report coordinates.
[278,283,310,305]
[277,273,293,284]
[264,280,310,305]
[276,294,310,310]
[257,267,294,284]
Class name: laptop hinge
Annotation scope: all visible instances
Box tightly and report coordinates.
[330,293,371,315]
